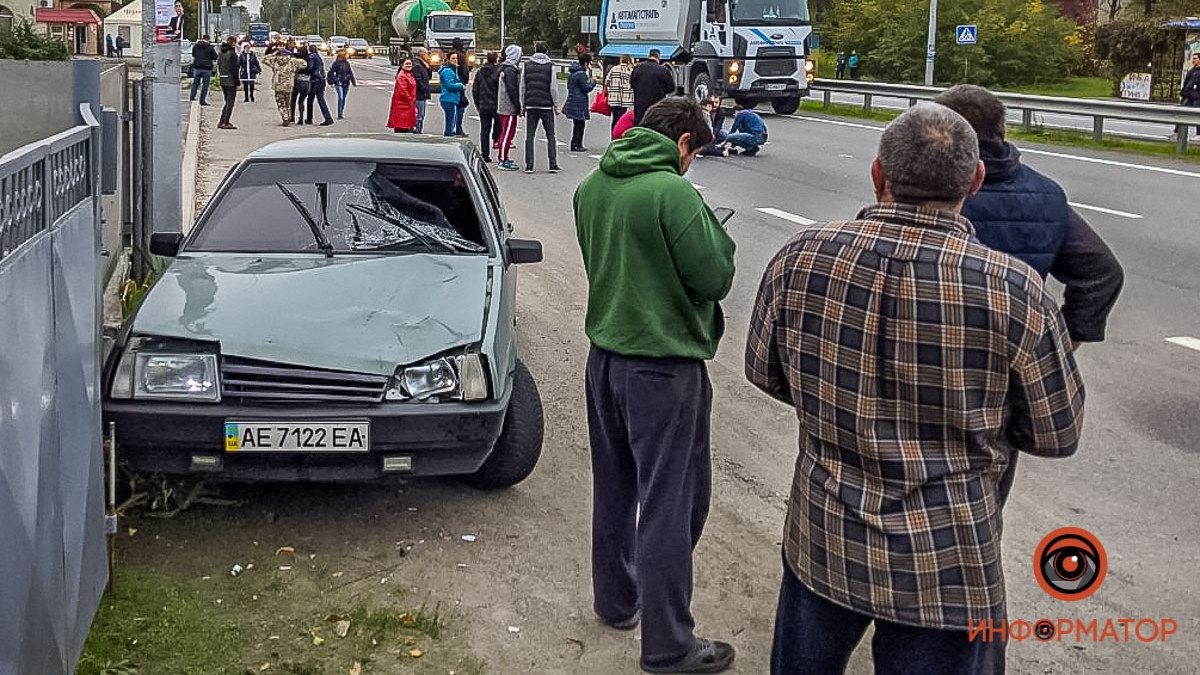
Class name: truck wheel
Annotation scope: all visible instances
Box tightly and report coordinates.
[691,71,713,102]
[464,360,544,490]
[771,96,801,115]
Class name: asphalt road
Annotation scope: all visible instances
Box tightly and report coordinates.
[190,56,1199,673]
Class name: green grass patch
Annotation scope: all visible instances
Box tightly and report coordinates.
[1006,77,1114,99]
[78,561,481,675]
[798,100,1200,163]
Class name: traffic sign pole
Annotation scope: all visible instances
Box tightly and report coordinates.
[924,0,938,86]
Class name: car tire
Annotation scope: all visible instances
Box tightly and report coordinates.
[771,96,801,115]
[464,360,544,490]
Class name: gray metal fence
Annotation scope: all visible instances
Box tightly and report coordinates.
[0,103,109,675]
[810,78,1200,153]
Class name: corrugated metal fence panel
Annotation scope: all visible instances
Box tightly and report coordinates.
[0,112,106,675]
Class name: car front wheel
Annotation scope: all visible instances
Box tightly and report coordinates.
[464,360,544,489]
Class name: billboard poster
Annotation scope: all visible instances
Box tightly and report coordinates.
[1119,72,1152,101]
[155,0,182,43]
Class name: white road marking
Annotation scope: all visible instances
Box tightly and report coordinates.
[1068,202,1143,219]
[1020,148,1200,179]
[469,115,480,121]
[791,115,1200,179]
[589,154,603,160]
[537,138,566,146]
[691,183,708,190]
[1165,336,1200,353]
[757,207,815,226]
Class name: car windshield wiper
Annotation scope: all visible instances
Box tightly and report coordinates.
[276,182,335,257]
[346,203,457,253]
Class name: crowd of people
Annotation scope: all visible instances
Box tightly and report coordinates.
[571,85,1122,673]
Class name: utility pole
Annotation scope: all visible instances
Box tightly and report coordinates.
[500,0,505,48]
[924,0,937,86]
[333,2,337,34]
[141,0,181,235]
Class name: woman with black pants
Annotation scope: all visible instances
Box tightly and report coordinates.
[290,45,311,125]
[564,52,597,152]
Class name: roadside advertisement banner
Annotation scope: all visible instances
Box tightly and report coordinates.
[1120,72,1152,101]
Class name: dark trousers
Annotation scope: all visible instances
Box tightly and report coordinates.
[219,85,237,125]
[771,561,1004,675]
[190,68,212,103]
[524,108,558,170]
[456,98,469,135]
[242,81,256,102]
[587,347,712,663]
[291,80,310,122]
[609,106,627,133]
[478,108,498,159]
[571,119,586,150]
[307,80,333,123]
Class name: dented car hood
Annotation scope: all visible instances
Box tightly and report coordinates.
[133,253,489,376]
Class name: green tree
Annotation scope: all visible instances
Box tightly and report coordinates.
[825,0,1081,86]
[0,19,69,60]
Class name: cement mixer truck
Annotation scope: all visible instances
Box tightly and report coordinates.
[388,0,477,71]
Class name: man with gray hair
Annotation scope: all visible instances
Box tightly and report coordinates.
[746,103,1084,672]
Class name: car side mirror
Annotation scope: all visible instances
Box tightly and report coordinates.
[507,238,543,264]
[150,232,184,257]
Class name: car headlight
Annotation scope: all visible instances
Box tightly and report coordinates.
[467,53,477,65]
[385,354,488,402]
[367,48,375,56]
[348,47,356,54]
[111,339,221,401]
[430,53,441,64]
[727,60,741,74]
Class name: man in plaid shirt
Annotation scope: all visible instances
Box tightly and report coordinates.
[746,103,1084,673]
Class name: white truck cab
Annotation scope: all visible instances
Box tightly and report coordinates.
[599,0,814,114]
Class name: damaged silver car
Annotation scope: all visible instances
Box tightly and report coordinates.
[104,136,544,488]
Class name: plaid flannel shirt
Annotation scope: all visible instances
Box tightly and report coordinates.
[746,203,1084,631]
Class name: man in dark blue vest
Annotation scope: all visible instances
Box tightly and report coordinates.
[520,41,562,174]
[935,84,1123,504]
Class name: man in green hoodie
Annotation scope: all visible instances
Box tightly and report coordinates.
[574,97,737,674]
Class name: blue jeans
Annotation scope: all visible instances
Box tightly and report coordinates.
[441,100,460,136]
[771,560,1004,675]
[415,100,427,133]
[333,84,349,117]
[725,131,765,151]
[190,69,212,103]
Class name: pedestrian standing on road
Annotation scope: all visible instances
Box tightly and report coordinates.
[520,42,562,173]
[835,51,846,79]
[933,84,1123,505]
[574,96,736,675]
[306,46,335,126]
[604,55,635,133]
[239,42,261,103]
[190,35,218,105]
[630,49,675,124]
[565,52,597,152]
[262,46,306,126]
[216,36,240,129]
[438,52,466,137]
[106,34,114,57]
[495,44,523,171]
[115,34,125,57]
[411,48,432,133]
[746,103,1084,674]
[723,105,768,156]
[291,45,312,125]
[328,51,357,119]
[1181,53,1200,134]
[472,51,501,161]
[387,58,418,133]
[848,50,860,79]
[452,37,472,137]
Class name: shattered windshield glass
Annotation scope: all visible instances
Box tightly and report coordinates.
[188,160,490,254]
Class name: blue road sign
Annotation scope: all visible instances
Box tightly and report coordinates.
[956,24,978,45]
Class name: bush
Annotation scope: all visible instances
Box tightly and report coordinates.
[1095,18,1171,78]
[825,0,1083,86]
[0,20,69,61]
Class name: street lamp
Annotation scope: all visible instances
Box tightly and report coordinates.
[924,0,937,86]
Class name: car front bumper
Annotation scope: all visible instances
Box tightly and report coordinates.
[104,389,510,482]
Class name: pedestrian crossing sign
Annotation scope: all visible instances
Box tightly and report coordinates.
[956,25,978,45]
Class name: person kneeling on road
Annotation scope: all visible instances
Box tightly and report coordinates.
[574,96,737,674]
[723,105,767,156]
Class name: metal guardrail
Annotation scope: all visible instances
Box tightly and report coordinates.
[809,79,1200,153]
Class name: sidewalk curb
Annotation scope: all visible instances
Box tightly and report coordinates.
[181,98,200,231]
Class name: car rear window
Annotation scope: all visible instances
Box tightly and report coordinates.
[188,160,489,255]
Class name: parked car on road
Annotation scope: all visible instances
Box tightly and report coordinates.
[329,35,349,53]
[105,136,545,488]
[181,38,194,77]
[308,34,328,54]
[345,37,375,58]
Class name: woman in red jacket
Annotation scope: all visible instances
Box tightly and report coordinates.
[387,58,418,133]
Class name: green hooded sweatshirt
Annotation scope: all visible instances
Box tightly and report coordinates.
[573,127,736,360]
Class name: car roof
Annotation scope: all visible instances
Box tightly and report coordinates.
[246,134,477,165]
